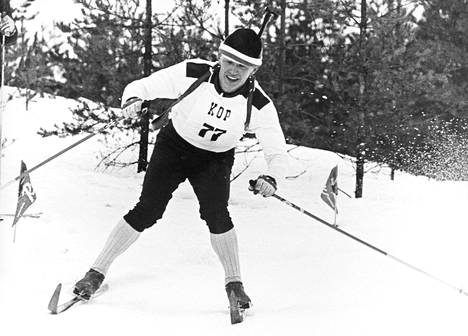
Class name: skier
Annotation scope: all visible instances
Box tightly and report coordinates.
[0,0,17,45]
[73,28,288,313]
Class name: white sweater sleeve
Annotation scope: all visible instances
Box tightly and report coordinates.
[249,101,289,183]
[121,60,197,106]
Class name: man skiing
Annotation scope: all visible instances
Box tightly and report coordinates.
[0,0,17,45]
[73,28,288,314]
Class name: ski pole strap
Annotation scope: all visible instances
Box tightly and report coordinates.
[151,64,217,131]
[151,64,255,132]
[244,77,255,132]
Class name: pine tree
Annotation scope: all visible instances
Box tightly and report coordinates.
[41,0,221,169]
[49,0,145,107]
[7,0,56,109]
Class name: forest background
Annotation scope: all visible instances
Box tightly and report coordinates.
[5,0,468,197]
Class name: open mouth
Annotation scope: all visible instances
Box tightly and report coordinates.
[225,74,239,82]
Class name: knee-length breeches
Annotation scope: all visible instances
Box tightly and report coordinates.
[124,122,235,234]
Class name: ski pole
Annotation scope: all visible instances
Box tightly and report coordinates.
[0,34,6,185]
[271,192,468,297]
[0,35,6,218]
[338,187,352,198]
[0,120,117,192]
[258,7,279,36]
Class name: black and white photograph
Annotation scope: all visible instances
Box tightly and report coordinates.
[1,0,467,335]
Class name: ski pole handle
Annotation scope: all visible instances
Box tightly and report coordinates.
[258,7,279,37]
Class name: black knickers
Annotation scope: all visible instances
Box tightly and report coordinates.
[124,121,235,234]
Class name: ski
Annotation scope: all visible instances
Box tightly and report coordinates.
[228,291,246,324]
[49,280,246,323]
[48,282,109,314]
[48,283,84,314]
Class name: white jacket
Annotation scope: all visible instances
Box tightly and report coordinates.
[122,59,288,181]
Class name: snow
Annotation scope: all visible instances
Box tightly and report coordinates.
[1,88,468,336]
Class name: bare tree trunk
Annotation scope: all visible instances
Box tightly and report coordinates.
[137,0,152,172]
[225,0,230,37]
[396,0,402,45]
[355,0,367,198]
[278,0,286,95]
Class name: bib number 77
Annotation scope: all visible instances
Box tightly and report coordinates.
[198,123,226,141]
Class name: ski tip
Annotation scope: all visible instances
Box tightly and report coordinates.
[48,283,62,314]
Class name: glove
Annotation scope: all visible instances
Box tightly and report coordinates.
[121,97,143,119]
[249,175,277,197]
[0,15,15,37]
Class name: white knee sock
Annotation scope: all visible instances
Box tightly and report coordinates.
[210,228,241,285]
[92,219,140,276]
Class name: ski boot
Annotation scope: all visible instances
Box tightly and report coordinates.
[73,268,105,300]
[226,281,251,324]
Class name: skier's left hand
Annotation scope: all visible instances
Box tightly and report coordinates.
[249,175,277,197]
[0,15,15,37]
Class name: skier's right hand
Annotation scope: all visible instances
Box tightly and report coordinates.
[121,97,143,119]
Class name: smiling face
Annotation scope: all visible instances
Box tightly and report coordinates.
[218,56,258,93]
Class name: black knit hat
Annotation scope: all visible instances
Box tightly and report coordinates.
[219,28,262,66]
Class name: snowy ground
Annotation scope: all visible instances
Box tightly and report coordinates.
[1,89,468,336]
